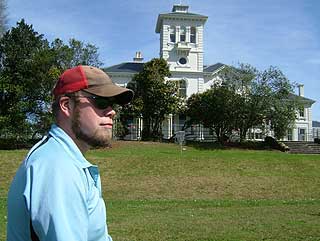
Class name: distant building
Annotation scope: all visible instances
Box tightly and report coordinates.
[284,85,315,141]
[105,4,316,142]
[313,121,320,139]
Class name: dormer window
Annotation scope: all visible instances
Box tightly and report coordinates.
[180,26,186,42]
[170,26,176,43]
[190,27,196,43]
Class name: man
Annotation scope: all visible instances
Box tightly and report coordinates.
[7,65,134,241]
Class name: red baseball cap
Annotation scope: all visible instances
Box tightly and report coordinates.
[53,65,134,104]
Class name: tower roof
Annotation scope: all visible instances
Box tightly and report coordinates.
[155,5,208,33]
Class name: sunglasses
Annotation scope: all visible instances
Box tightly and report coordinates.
[67,92,117,109]
[83,95,117,109]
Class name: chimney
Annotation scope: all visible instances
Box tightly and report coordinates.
[172,5,189,13]
[298,84,304,97]
[133,51,144,62]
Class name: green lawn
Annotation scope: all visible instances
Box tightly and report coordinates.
[1,141,320,240]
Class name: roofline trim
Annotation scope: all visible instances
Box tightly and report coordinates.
[155,13,208,33]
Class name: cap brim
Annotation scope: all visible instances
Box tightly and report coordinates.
[85,84,134,105]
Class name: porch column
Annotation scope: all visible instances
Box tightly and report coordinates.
[137,116,143,140]
[168,114,173,139]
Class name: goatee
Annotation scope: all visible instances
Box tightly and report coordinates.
[71,109,112,148]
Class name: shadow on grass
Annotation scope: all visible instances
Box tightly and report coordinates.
[186,140,270,151]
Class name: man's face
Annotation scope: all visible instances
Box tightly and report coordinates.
[71,93,116,148]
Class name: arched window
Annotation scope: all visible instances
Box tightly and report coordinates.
[180,26,186,42]
[190,27,196,43]
[170,26,176,43]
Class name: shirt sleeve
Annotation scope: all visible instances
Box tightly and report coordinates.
[24,161,89,241]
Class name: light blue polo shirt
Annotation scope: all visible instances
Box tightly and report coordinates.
[7,124,113,241]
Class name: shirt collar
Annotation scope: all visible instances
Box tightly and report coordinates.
[49,124,93,169]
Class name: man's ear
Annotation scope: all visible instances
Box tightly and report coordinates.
[59,96,73,117]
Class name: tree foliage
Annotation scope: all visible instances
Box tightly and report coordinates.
[218,64,268,141]
[222,64,300,140]
[258,66,300,139]
[0,20,54,138]
[122,58,180,140]
[186,64,301,143]
[187,85,241,143]
[51,38,102,69]
[0,19,103,139]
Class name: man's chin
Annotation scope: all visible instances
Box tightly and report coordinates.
[76,130,112,149]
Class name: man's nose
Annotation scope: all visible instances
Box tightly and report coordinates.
[104,108,116,118]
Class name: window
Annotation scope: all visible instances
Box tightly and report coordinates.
[176,79,187,97]
[298,128,306,141]
[287,129,293,141]
[179,114,186,130]
[180,26,186,42]
[190,125,195,135]
[209,128,214,136]
[178,57,187,65]
[255,133,263,140]
[190,27,196,43]
[170,26,176,43]
[299,107,305,118]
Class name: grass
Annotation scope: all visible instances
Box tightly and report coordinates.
[1,141,320,240]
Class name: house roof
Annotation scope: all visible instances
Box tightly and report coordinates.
[203,63,225,73]
[288,93,316,105]
[313,121,320,128]
[104,62,226,75]
[104,62,144,74]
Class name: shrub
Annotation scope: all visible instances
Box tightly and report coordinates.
[264,136,288,152]
[0,138,40,150]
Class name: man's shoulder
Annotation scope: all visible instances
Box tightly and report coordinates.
[25,135,76,170]
[28,135,62,157]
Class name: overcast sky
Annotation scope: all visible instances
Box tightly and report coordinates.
[7,0,320,121]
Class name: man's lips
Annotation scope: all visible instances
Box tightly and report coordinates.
[101,123,113,128]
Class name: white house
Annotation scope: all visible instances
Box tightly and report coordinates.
[312,121,320,139]
[105,4,315,142]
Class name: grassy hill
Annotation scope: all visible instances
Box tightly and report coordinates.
[1,141,320,240]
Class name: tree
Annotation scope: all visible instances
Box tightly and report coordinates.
[51,38,103,69]
[0,19,55,138]
[0,20,104,139]
[219,64,268,141]
[186,85,240,143]
[219,64,300,140]
[258,66,300,139]
[124,58,180,140]
[186,64,301,143]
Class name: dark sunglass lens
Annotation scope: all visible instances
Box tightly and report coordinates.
[93,97,115,109]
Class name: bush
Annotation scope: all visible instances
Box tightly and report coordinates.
[0,138,40,150]
[114,121,130,140]
[264,136,289,152]
[237,140,264,150]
